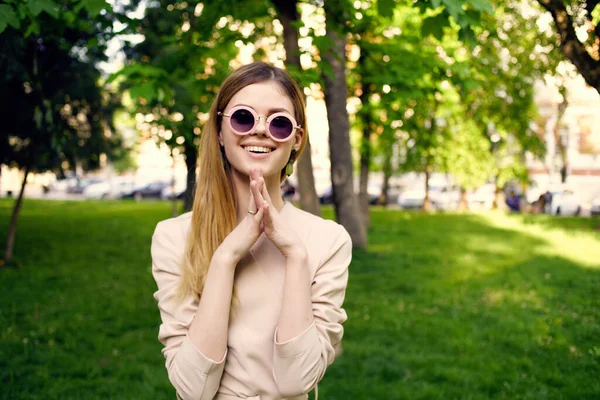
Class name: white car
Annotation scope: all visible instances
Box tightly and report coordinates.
[161,182,187,200]
[432,185,461,210]
[549,188,581,216]
[397,185,460,210]
[467,183,496,210]
[83,179,136,199]
[397,187,427,209]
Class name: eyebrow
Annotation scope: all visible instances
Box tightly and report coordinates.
[236,104,293,115]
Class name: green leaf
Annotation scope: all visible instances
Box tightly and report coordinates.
[28,0,59,18]
[24,20,40,37]
[0,4,20,33]
[377,0,395,17]
[421,13,449,41]
[34,106,43,130]
[130,81,156,102]
[467,0,493,14]
[79,0,108,17]
[64,10,76,25]
[86,37,99,50]
[458,25,476,44]
[592,4,600,26]
[441,0,464,21]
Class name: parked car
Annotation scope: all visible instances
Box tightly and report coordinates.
[397,185,461,210]
[432,185,461,210]
[49,176,79,192]
[83,179,136,199]
[122,182,170,200]
[549,186,582,216]
[161,184,187,200]
[66,178,103,194]
[467,183,496,210]
[318,184,380,205]
[397,186,427,209]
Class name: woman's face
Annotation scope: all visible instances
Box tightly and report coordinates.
[218,81,302,180]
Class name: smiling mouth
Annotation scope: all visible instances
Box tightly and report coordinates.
[243,145,273,154]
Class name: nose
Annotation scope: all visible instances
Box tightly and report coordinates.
[252,116,268,137]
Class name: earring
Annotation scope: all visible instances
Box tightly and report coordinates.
[286,149,297,176]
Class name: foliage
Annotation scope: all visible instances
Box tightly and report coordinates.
[349,0,562,192]
[414,0,494,42]
[0,0,131,175]
[449,0,563,187]
[1,200,599,398]
[535,0,600,93]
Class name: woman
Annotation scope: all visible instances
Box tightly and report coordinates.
[151,62,352,400]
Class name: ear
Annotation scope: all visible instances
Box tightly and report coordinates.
[293,128,303,152]
[218,132,224,147]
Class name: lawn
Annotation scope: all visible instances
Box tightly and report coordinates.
[1,199,599,399]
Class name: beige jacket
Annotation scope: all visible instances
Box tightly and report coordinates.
[151,202,352,400]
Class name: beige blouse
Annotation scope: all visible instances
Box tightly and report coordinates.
[151,202,352,400]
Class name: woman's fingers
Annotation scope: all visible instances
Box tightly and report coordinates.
[262,200,273,228]
[260,177,273,205]
[247,180,257,214]
[250,179,265,212]
[253,201,265,223]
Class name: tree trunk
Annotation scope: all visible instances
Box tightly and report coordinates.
[358,46,372,227]
[183,145,198,212]
[273,0,321,217]
[380,149,392,207]
[553,85,569,183]
[3,167,29,266]
[423,168,432,212]
[537,0,600,94]
[491,175,506,210]
[322,3,367,248]
[458,186,468,212]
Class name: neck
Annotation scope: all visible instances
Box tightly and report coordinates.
[230,170,285,223]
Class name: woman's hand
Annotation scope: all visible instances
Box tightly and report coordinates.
[213,177,266,267]
[249,169,307,260]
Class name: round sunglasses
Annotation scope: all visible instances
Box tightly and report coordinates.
[218,105,301,142]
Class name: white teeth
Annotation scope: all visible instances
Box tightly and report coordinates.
[244,146,272,153]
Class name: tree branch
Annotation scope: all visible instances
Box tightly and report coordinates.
[537,0,600,93]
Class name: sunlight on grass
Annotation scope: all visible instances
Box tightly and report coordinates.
[483,212,600,269]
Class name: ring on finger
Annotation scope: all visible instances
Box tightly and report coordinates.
[248,209,257,215]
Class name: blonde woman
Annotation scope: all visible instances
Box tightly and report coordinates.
[151,62,352,400]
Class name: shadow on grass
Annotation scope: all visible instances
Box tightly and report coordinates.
[322,210,600,400]
[515,213,600,235]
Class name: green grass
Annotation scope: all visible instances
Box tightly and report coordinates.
[1,200,599,399]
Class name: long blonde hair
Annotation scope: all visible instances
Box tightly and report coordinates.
[177,62,308,301]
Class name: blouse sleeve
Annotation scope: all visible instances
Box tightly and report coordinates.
[151,220,226,400]
[272,225,351,397]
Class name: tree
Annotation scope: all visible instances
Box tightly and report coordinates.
[0,0,128,265]
[452,0,562,204]
[349,1,443,216]
[320,1,368,248]
[271,0,321,216]
[535,0,600,94]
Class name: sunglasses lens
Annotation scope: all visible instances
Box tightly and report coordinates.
[269,116,294,140]
[230,109,255,133]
